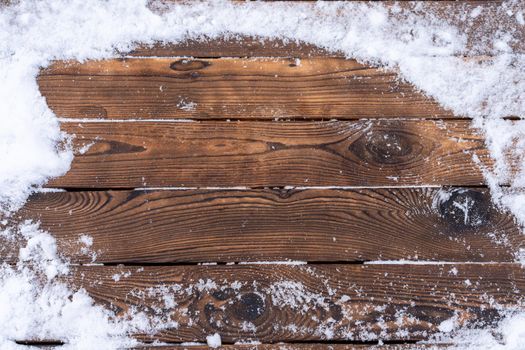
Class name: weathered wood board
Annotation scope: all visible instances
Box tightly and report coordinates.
[63,264,524,343]
[5,188,521,264]
[6,0,524,348]
[132,345,444,350]
[46,120,495,188]
[38,58,451,120]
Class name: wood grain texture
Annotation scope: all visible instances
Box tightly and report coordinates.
[38,57,452,119]
[132,344,444,350]
[124,37,336,58]
[6,188,522,264]
[49,120,494,188]
[60,264,525,343]
[9,344,445,350]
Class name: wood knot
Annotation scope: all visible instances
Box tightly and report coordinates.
[170,59,210,71]
[232,293,266,321]
[349,129,421,165]
[329,303,343,321]
[437,189,490,230]
[273,187,296,199]
[404,304,456,325]
[91,140,146,156]
[267,141,286,151]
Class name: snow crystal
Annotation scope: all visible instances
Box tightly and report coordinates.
[268,281,328,313]
[79,234,93,248]
[176,98,197,112]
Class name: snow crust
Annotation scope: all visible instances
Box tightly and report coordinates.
[0,0,524,348]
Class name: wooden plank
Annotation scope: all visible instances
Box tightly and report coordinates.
[57,264,524,343]
[124,37,336,58]
[6,188,521,264]
[10,344,444,350]
[49,120,493,188]
[132,344,444,350]
[38,57,451,120]
[128,1,524,58]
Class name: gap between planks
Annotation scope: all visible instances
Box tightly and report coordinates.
[14,340,446,349]
[15,341,448,349]
[56,117,476,122]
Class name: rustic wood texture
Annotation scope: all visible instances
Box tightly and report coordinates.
[133,344,444,350]
[38,57,452,120]
[124,37,336,58]
[48,120,494,188]
[7,1,525,348]
[5,188,521,264]
[12,345,444,350]
[62,264,525,343]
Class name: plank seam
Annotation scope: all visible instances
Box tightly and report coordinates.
[40,184,497,192]
[58,117,473,123]
[68,262,522,267]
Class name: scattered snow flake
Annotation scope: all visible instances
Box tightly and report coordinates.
[206,333,222,348]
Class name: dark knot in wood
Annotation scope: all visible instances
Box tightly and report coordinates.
[232,292,266,322]
[349,129,420,165]
[438,189,490,230]
[170,59,211,71]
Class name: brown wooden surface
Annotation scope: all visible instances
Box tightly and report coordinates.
[133,344,444,350]
[62,264,524,343]
[28,342,446,349]
[38,57,452,120]
[124,37,336,59]
[48,120,493,188]
[15,2,525,347]
[6,188,521,264]
[18,345,444,350]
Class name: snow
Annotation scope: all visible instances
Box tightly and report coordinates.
[238,260,307,265]
[176,98,197,112]
[365,261,501,266]
[0,222,138,349]
[206,333,222,348]
[431,312,525,350]
[0,0,524,348]
[79,235,93,248]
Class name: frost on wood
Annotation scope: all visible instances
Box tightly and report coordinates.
[0,0,524,348]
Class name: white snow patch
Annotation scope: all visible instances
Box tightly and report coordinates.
[0,222,152,349]
[238,260,306,265]
[206,333,222,348]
